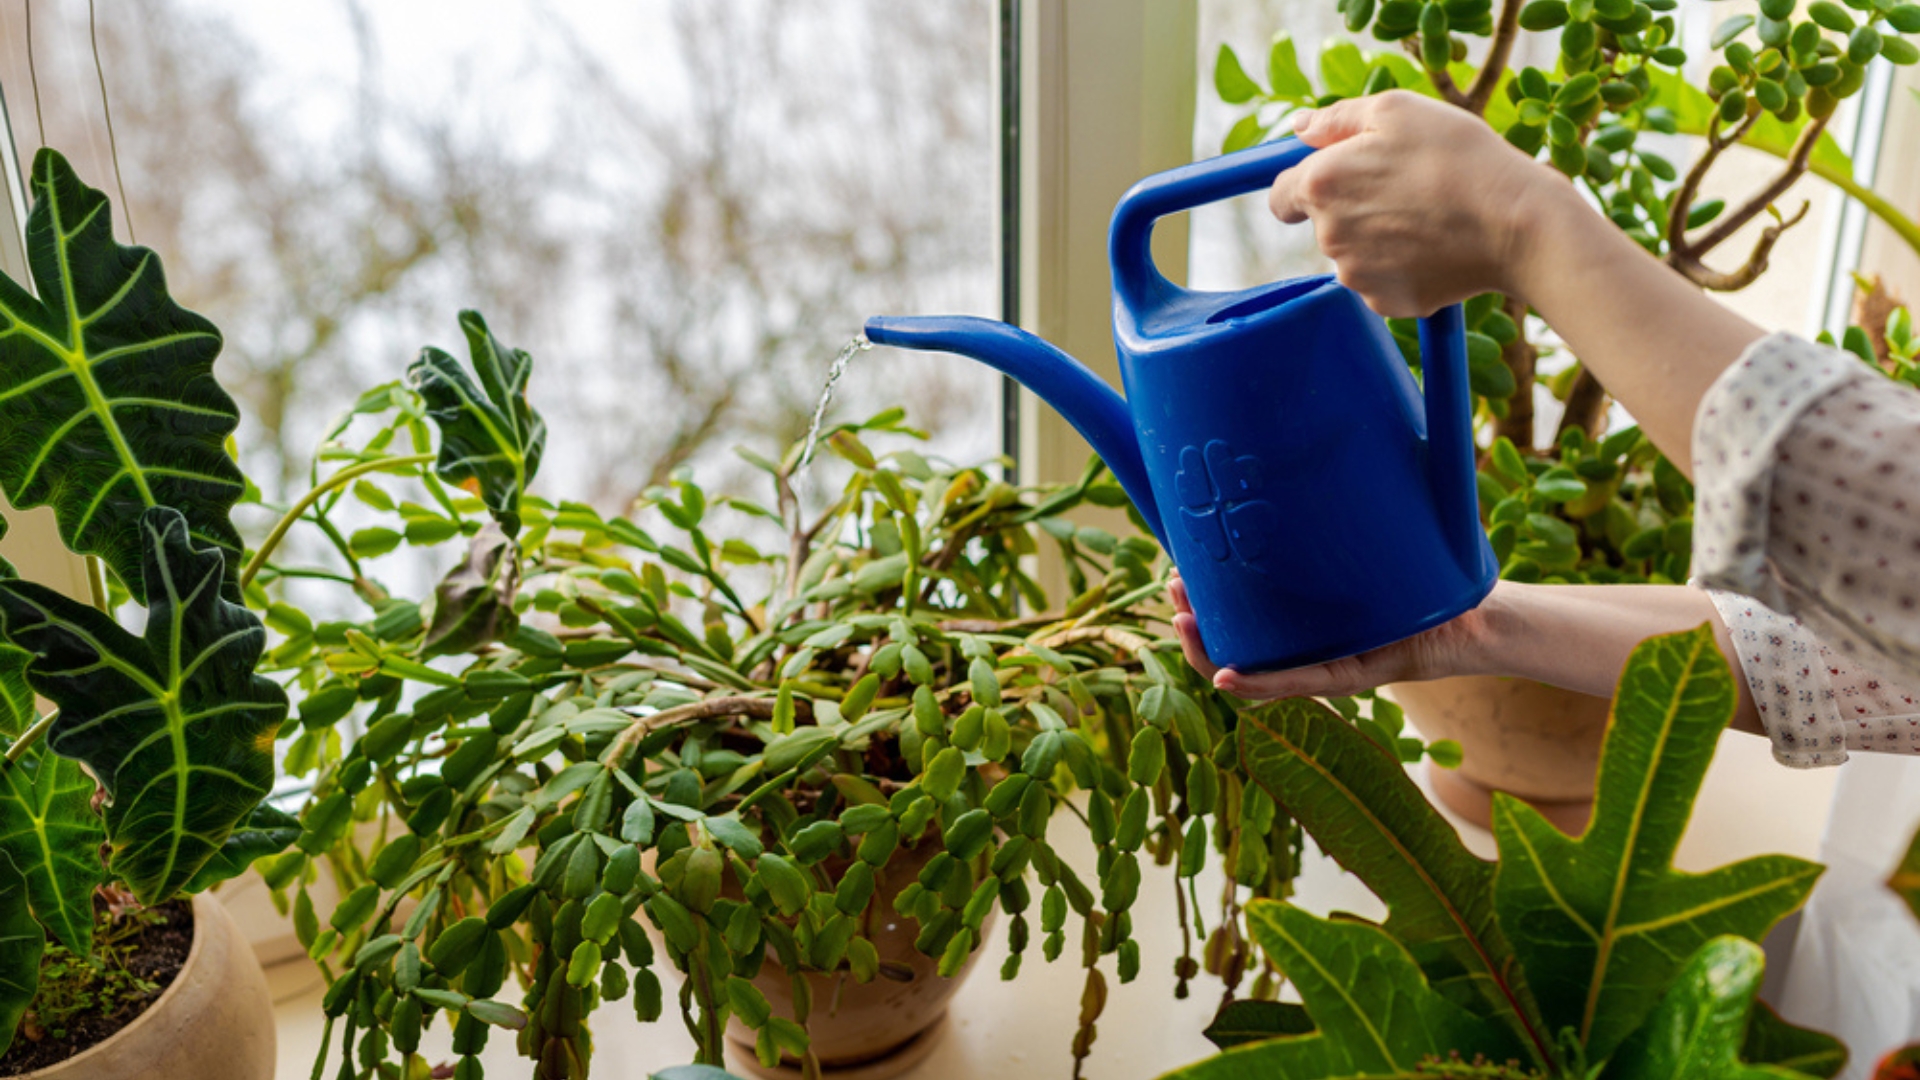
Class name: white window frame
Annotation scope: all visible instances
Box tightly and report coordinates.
[1820,60,1920,334]
[999,0,1199,594]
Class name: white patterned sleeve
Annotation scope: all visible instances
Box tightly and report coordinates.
[1693,331,1920,687]
[1707,591,1920,767]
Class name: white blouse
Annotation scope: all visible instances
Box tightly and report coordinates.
[1694,332,1920,767]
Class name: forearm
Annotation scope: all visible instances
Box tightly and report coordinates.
[1468,581,1762,735]
[1505,188,1766,476]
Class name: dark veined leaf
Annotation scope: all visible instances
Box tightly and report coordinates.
[181,802,300,893]
[1493,625,1823,1063]
[1235,698,1549,1063]
[0,528,31,739]
[1202,999,1314,1049]
[0,741,104,953]
[1156,901,1525,1079]
[0,507,285,903]
[1601,936,1824,1079]
[422,520,520,656]
[0,149,243,603]
[408,310,547,536]
[1742,999,1848,1078]
[0,851,43,1056]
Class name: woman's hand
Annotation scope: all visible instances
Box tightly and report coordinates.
[1270,90,1763,467]
[1268,90,1576,318]
[1169,572,1496,699]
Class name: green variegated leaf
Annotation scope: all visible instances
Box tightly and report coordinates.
[1237,699,1549,1064]
[0,507,284,903]
[422,520,520,657]
[182,802,300,893]
[1601,937,1815,1079]
[0,149,243,603]
[0,851,43,1055]
[1493,625,1823,1063]
[0,741,104,954]
[408,310,546,536]
[1156,901,1525,1079]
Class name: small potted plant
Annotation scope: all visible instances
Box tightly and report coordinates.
[0,150,292,1079]
[253,313,1445,1079]
[1211,0,1920,828]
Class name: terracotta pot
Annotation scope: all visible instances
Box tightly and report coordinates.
[1386,675,1612,835]
[22,892,276,1080]
[724,837,989,1080]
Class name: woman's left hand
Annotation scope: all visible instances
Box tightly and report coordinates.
[1169,571,1496,699]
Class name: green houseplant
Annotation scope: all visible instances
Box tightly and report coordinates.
[1212,0,1920,824]
[0,135,1440,1080]
[254,315,1455,1079]
[1162,624,1846,1079]
[0,149,296,1076]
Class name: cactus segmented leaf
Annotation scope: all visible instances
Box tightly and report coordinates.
[0,150,243,603]
[0,507,283,903]
[0,742,104,955]
[408,310,546,536]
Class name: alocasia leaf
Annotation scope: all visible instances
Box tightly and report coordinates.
[408,310,546,536]
[0,524,34,739]
[1237,698,1549,1064]
[0,506,284,903]
[0,149,243,603]
[1601,936,1814,1079]
[421,520,520,657]
[1743,1000,1848,1078]
[0,851,43,1056]
[1158,900,1527,1079]
[181,802,300,893]
[1493,624,1823,1063]
[0,741,104,954]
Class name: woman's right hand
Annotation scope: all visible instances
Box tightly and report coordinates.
[1169,571,1499,700]
[1269,90,1576,318]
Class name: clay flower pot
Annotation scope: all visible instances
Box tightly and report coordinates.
[1386,675,1612,835]
[725,837,989,1080]
[22,892,276,1080]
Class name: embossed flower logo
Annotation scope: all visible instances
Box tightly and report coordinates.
[1176,440,1279,564]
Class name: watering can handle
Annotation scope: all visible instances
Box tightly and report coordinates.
[1108,136,1317,308]
[1108,136,1482,572]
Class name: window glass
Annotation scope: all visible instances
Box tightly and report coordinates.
[0,0,1001,510]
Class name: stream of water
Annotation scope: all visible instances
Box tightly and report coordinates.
[795,335,872,482]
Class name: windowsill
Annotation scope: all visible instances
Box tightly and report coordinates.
[263,727,1835,1078]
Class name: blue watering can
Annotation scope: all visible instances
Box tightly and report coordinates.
[865,137,1497,673]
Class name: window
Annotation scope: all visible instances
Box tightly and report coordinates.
[0,0,1005,514]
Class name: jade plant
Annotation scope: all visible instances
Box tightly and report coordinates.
[1215,0,1920,584]
[0,150,299,1058]
[1163,624,1845,1079]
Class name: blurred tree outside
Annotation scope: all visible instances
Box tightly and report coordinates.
[0,0,999,514]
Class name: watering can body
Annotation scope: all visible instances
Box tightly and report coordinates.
[867,137,1497,673]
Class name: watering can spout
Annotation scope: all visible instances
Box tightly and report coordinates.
[862,315,1165,549]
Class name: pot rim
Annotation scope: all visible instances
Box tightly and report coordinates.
[18,891,217,1079]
